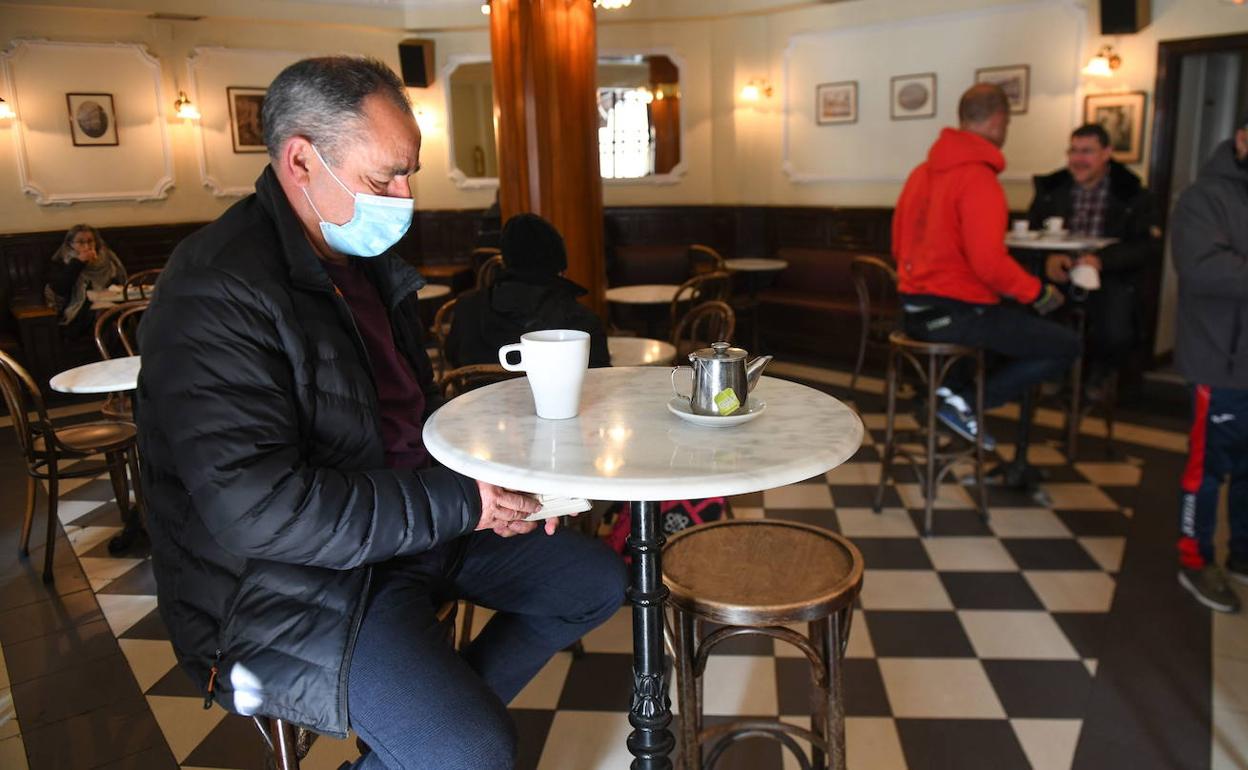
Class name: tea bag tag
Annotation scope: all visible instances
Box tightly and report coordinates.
[714,388,741,416]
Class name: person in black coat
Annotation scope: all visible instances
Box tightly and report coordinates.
[1027,123,1162,393]
[135,57,624,769]
[446,213,611,370]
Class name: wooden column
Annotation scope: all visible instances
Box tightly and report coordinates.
[489,0,606,314]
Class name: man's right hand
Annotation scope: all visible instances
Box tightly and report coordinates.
[474,481,543,537]
[1045,253,1072,284]
[1032,284,1065,315]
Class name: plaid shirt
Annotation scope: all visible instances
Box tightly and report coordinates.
[1069,175,1109,236]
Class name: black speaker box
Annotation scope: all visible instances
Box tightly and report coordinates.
[398,39,435,88]
[1101,0,1151,34]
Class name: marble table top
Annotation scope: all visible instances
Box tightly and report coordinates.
[725,258,789,272]
[417,284,451,300]
[1005,234,1119,252]
[605,284,681,304]
[608,337,677,367]
[50,356,141,394]
[423,367,863,501]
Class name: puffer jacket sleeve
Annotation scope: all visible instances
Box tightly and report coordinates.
[139,266,482,569]
[1171,185,1248,301]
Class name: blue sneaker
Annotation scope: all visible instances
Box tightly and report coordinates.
[934,390,996,451]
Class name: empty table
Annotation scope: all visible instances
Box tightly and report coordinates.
[423,367,863,769]
[609,336,677,367]
[417,283,451,301]
[606,285,682,338]
[724,258,788,354]
[50,356,141,394]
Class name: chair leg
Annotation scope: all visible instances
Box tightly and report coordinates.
[270,718,301,770]
[816,611,847,770]
[106,451,131,526]
[674,608,701,770]
[922,354,938,537]
[1104,373,1118,458]
[20,475,36,556]
[126,447,146,525]
[873,348,898,514]
[43,461,60,583]
[1066,353,1084,462]
[458,601,476,653]
[851,321,868,393]
[974,352,990,521]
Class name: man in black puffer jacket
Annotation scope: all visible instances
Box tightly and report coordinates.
[135,57,625,770]
[1027,123,1161,394]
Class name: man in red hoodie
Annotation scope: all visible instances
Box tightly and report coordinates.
[894,84,1078,448]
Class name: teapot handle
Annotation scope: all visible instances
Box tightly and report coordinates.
[670,366,693,401]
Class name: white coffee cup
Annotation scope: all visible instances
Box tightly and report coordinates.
[1011,219,1030,235]
[1044,216,1065,234]
[1070,263,1101,291]
[498,330,590,420]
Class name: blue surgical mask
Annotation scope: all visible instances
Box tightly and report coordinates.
[301,143,413,258]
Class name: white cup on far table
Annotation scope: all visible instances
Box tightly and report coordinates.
[1011,219,1030,236]
[498,330,590,420]
[1043,216,1065,234]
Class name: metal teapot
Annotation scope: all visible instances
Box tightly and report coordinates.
[671,342,772,416]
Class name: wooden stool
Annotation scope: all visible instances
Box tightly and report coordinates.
[663,519,864,770]
[873,330,989,536]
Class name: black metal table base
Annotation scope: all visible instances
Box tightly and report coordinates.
[626,500,675,769]
[984,389,1052,506]
[107,508,147,554]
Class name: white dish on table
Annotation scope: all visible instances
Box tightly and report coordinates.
[666,397,766,427]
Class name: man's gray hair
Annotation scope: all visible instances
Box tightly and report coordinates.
[262,56,411,164]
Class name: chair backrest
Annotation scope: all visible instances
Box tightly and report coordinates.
[470,247,501,273]
[432,297,458,377]
[94,300,147,361]
[671,271,732,328]
[687,244,726,276]
[122,268,162,301]
[0,350,52,462]
[670,300,736,361]
[440,364,523,400]
[114,301,149,357]
[475,254,505,290]
[849,255,900,329]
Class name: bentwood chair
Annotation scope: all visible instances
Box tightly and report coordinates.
[92,301,148,421]
[430,298,459,381]
[849,256,900,392]
[670,271,733,331]
[671,300,736,363]
[255,601,459,770]
[475,254,506,291]
[0,350,143,582]
[122,268,162,301]
[440,364,523,401]
[470,247,501,273]
[687,244,726,276]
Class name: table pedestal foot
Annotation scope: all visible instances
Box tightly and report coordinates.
[626,500,675,770]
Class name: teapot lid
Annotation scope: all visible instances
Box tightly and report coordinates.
[689,341,747,363]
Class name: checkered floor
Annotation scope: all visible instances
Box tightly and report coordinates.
[18,379,1168,770]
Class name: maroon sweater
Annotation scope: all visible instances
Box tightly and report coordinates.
[322,258,429,470]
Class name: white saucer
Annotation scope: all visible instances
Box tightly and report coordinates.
[1009,231,1041,241]
[667,397,767,427]
[1039,229,1070,239]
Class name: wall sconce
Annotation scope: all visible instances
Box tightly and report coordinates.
[0,96,15,121]
[173,90,201,120]
[593,0,632,9]
[480,2,490,15]
[1082,46,1122,77]
[739,79,773,102]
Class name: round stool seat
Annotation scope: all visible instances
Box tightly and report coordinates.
[888,329,977,357]
[663,519,864,626]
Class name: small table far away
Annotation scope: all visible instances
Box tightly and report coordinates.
[423,367,863,769]
[49,355,141,394]
[608,336,676,367]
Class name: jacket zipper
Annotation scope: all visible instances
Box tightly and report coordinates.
[337,567,373,733]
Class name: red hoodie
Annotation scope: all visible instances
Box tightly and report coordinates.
[894,128,1041,305]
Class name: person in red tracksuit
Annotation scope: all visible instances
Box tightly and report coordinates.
[893,83,1080,449]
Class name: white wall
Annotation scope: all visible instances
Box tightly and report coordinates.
[0,0,1245,235]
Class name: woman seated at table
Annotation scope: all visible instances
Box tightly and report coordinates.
[446,213,611,369]
[43,224,127,338]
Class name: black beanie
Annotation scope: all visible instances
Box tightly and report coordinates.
[500,213,568,283]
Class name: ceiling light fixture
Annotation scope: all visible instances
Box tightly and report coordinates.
[1082,45,1122,77]
[173,90,200,120]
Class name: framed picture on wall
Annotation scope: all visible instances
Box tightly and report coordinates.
[815,81,858,125]
[1084,91,1148,163]
[890,73,936,120]
[975,64,1030,114]
[65,93,118,146]
[227,86,267,153]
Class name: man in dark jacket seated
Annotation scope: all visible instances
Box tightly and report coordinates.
[135,57,625,770]
[447,212,611,370]
[1027,123,1161,396]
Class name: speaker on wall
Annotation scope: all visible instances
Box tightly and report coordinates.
[1100,0,1151,34]
[398,39,435,88]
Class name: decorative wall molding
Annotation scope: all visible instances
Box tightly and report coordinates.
[442,54,500,192]
[2,39,174,205]
[187,47,311,197]
[599,47,689,187]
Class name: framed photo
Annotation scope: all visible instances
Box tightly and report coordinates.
[65,93,118,147]
[975,64,1030,114]
[1084,91,1148,163]
[815,81,858,125]
[227,86,267,154]
[890,73,936,120]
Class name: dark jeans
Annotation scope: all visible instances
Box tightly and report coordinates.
[902,298,1081,410]
[346,528,627,770]
[1178,385,1248,569]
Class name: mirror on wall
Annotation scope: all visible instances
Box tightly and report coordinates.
[444,53,682,187]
